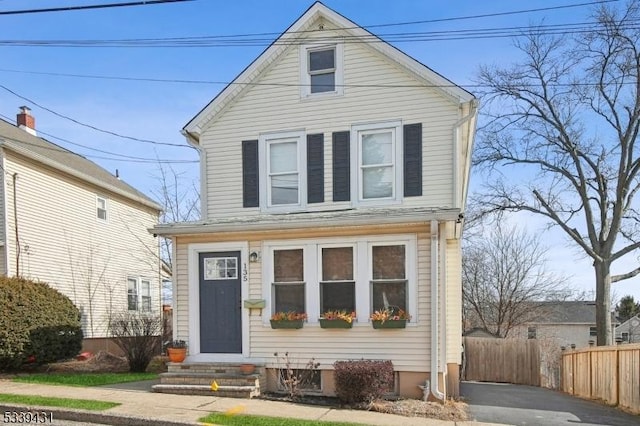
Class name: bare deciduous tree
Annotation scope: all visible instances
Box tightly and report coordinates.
[474,2,640,344]
[463,225,569,337]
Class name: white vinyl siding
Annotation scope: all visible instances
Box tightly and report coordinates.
[199,26,457,219]
[3,152,160,338]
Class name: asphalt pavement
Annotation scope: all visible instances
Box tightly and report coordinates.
[461,381,639,426]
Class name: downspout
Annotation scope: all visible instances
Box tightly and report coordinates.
[12,173,19,277]
[430,220,445,400]
[453,99,479,210]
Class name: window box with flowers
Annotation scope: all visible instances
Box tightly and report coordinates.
[319,310,356,329]
[370,308,411,329]
[270,312,308,329]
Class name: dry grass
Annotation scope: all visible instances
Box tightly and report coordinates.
[46,351,129,373]
[367,399,468,421]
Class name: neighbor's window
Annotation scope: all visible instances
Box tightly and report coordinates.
[127,277,138,311]
[272,249,305,314]
[308,47,335,93]
[589,326,597,337]
[622,332,629,342]
[96,196,107,221]
[140,279,151,312]
[528,327,537,339]
[320,247,355,313]
[371,245,407,316]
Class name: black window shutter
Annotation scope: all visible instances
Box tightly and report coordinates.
[307,133,324,203]
[242,140,259,207]
[332,131,350,202]
[403,123,422,197]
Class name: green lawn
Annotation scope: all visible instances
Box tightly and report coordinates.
[12,372,158,387]
[0,393,119,411]
[199,413,366,426]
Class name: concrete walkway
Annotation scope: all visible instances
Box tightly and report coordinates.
[0,379,502,426]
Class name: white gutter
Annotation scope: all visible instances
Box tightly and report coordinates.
[452,99,479,210]
[430,220,445,401]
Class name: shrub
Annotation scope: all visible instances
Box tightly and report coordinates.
[0,276,82,370]
[109,311,162,372]
[333,359,394,404]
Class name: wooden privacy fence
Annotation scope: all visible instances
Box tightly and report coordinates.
[463,337,540,386]
[561,343,640,414]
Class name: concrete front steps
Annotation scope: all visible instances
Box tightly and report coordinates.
[152,362,265,398]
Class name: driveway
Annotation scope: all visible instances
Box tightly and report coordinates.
[461,381,639,426]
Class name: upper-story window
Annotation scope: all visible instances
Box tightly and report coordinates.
[352,121,402,204]
[300,44,343,98]
[96,196,108,221]
[260,131,306,211]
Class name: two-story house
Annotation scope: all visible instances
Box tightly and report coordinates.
[152,2,476,399]
[0,107,162,352]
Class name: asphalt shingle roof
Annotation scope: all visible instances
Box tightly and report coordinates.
[0,117,161,211]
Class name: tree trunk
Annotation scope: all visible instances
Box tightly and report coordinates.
[594,260,612,346]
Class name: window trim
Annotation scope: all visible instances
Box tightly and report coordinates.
[300,43,344,99]
[259,130,307,212]
[351,121,403,206]
[262,235,416,326]
[96,196,108,222]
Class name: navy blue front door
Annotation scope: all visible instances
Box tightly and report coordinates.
[199,251,242,353]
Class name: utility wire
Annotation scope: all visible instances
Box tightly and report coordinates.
[0,68,636,90]
[0,113,197,164]
[0,0,194,16]
[0,1,621,47]
[0,84,195,149]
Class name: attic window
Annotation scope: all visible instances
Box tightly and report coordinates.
[301,44,343,98]
[309,48,335,93]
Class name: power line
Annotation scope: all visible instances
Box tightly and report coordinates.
[0,114,197,164]
[0,0,194,16]
[0,84,195,149]
[0,1,621,48]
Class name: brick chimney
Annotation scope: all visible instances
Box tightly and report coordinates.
[17,106,36,136]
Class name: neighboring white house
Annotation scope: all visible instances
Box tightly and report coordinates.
[616,314,640,343]
[0,107,162,348]
[153,2,477,399]
[509,301,617,349]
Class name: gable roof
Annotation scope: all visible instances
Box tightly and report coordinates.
[527,301,597,324]
[0,117,161,211]
[182,1,475,142]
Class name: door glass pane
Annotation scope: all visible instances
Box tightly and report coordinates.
[362,132,392,165]
[204,257,238,280]
[309,49,335,71]
[363,166,393,199]
[372,245,405,279]
[274,249,303,282]
[270,142,297,173]
[322,247,353,281]
[271,174,299,205]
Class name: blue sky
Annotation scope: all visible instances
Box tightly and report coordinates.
[0,0,638,302]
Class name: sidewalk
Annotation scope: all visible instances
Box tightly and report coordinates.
[0,379,505,426]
